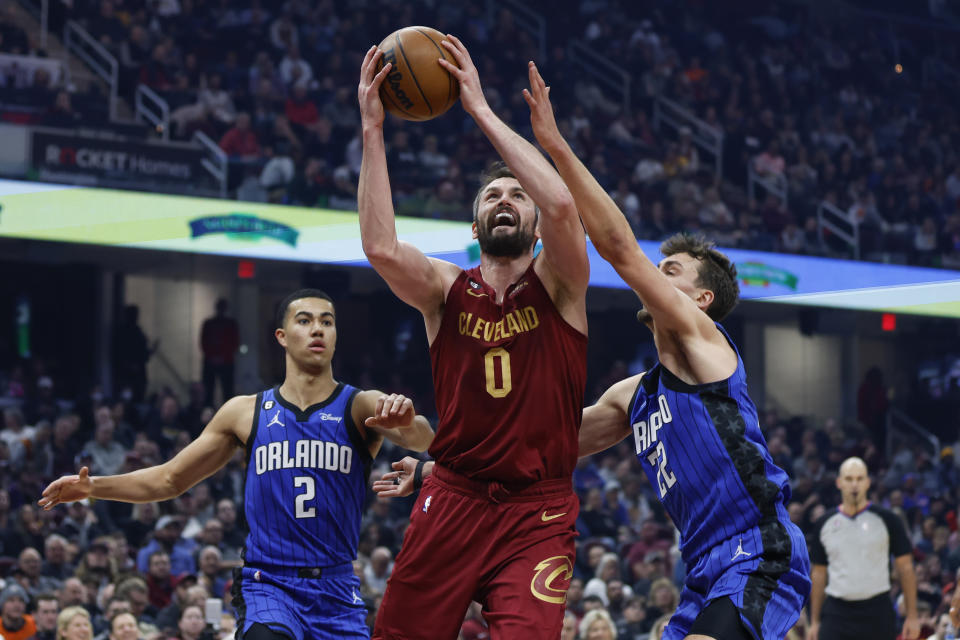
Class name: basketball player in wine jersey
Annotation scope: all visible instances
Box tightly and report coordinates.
[358,38,590,640]
[39,289,434,640]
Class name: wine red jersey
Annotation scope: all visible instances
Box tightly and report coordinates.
[428,261,588,484]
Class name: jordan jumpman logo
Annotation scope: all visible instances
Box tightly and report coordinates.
[731,537,752,561]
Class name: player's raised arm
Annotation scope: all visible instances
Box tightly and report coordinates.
[39,395,252,507]
[439,38,590,304]
[352,391,434,455]
[357,45,455,318]
[524,62,710,338]
[578,373,639,457]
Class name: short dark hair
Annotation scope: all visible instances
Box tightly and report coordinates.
[275,288,333,328]
[660,233,739,321]
[471,161,539,222]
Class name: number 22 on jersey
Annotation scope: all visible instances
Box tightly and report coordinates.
[633,394,677,498]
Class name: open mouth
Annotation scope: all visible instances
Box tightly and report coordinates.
[308,341,325,352]
[491,207,518,230]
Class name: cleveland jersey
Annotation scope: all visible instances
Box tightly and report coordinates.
[242,384,372,567]
[628,325,792,565]
[429,261,588,484]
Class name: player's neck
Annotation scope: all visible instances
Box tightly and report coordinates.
[279,368,338,410]
[479,253,532,303]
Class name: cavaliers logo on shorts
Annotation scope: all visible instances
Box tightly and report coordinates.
[529,555,573,604]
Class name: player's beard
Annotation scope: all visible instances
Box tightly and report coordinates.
[477,221,535,258]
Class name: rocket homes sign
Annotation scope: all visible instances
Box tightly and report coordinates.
[31,131,205,184]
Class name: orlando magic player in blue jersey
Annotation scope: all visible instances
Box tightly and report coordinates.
[39,289,435,640]
[522,64,810,640]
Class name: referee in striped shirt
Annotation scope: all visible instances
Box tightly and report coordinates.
[807,457,920,640]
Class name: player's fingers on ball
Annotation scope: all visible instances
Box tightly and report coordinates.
[372,62,391,85]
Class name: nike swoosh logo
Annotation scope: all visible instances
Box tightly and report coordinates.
[541,511,567,522]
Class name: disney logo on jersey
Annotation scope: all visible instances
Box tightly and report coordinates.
[318,412,342,422]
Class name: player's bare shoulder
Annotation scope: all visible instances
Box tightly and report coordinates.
[210,394,258,446]
[427,257,464,299]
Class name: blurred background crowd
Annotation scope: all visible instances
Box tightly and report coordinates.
[1,0,960,639]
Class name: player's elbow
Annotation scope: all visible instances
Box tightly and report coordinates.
[594,231,637,267]
[361,237,398,269]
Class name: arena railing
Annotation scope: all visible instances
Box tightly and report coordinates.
[63,20,118,121]
[566,40,631,114]
[747,159,788,209]
[134,84,170,141]
[653,95,724,182]
[885,407,940,465]
[193,130,228,199]
[485,0,546,63]
[816,199,860,260]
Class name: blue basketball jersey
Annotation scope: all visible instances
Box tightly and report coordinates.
[242,383,372,568]
[628,325,792,565]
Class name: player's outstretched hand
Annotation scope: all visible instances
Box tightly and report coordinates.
[522,61,563,155]
[358,45,392,128]
[372,457,419,498]
[38,466,92,510]
[364,393,415,430]
[437,34,486,116]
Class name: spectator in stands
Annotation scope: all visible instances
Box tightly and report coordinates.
[218,112,260,159]
[33,593,60,640]
[579,609,618,639]
[136,516,196,577]
[560,611,578,640]
[363,547,393,596]
[154,575,198,633]
[196,546,226,599]
[174,605,205,640]
[43,91,82,129]
[199,299,239,408]
[56,606,92,640]
[423,180,461,220]
[112,305,155,403]
[84,411,126,476]
[617,596,648,638]
[107,612,139,640]
[58,578,86,610]
[0,583,35,640]
[19,547,62,597]
[278,45,313,90]
[43,534,73,580]
[114,577,154,626]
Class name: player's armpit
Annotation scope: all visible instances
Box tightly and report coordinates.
[579,373,643,457]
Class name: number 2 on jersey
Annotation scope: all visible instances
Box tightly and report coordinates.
[484,347,512,398]
[294,476,316,518]
[646,442,677,498]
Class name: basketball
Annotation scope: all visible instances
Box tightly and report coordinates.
[376,26,460,122]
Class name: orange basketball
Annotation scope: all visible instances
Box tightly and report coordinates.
[376,26,460,122]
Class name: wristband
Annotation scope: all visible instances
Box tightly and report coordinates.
[413,460,427,490]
